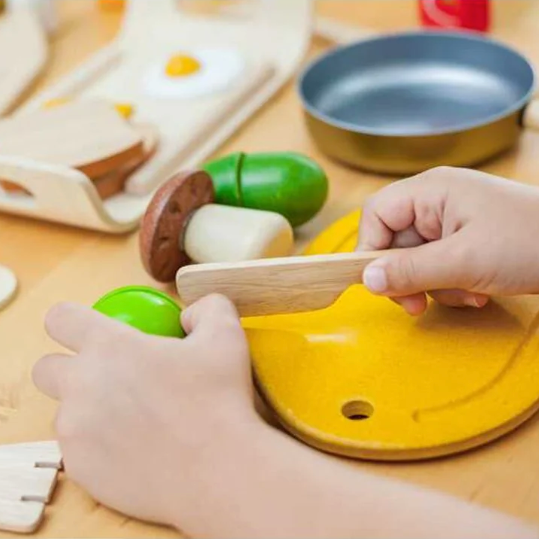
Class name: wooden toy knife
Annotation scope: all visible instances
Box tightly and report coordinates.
[176,251,391,317]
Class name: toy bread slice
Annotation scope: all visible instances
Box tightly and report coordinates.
[93,123,159,199]
[0,100,144,179]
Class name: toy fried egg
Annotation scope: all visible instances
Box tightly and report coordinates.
[144,47,245,99]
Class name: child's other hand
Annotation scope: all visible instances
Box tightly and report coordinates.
[32,294,537,538]
[358,167,539,315]
[32,295,258,529]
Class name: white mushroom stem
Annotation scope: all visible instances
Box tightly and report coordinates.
[183,204,294,264]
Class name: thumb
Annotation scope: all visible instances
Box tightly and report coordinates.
[181,295,251,385]
[181,293,245,344]
[363,237,469,297]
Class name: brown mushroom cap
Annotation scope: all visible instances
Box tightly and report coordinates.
[139,170,214,282]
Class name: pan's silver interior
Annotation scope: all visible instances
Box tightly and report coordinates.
[299,32,535,136]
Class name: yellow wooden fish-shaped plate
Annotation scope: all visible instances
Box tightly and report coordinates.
[242,211,539,460]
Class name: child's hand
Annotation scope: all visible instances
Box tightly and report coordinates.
[32,294,259,528]
[32,292,537,538]
[358,167,539,315]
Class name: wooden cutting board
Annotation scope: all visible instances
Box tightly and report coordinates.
[0,100,144,179]
[243,210,539,460]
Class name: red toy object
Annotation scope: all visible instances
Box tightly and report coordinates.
[419,0,490,32]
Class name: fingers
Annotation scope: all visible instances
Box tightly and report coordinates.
[387,291,489,316]
[390,226,425,249]
[391,294,428,316]
[362,234,470,297]
[33,353,73,400]
[359,184,417,248]
[45,302,127,352]
[357,205,395,250]
[358,172,448,251]
[181,294,245,345]
[428,290,490,308]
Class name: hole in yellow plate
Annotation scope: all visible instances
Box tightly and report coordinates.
[342,400,374,421]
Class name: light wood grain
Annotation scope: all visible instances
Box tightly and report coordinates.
[0,468,58,503]
[0,442,62,469]
[0,442,61,533]
[2,1,539,537]
[176,252,390,316]
[0,6,48,116]
[0,499,44,534]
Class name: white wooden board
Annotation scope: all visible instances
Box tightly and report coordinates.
[0,5,48,116]
[0,499,45,534]
[0,441,62,534]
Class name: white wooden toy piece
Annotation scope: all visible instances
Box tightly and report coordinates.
[0,2,48,117]
[8,0,57,35]
[0,264,17,310]
[0,0,311,234]
[0,441,62,534]
[185,205,293,265]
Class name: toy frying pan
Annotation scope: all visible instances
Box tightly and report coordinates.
[299,27,539,174]
[176,211,539,460]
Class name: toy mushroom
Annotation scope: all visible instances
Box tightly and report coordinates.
[139,170,294,283]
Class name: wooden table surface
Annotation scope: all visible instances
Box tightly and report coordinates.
[2,1,539,536]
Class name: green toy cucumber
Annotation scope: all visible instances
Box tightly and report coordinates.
[203,152,328,228]
[93,285,185,338]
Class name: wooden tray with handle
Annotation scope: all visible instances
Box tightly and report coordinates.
[0,0,311,233]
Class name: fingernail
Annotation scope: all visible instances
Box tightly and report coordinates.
[465,295,487,308]
[363,266,388,293]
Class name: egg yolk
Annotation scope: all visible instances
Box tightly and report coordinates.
[43,98,134,120]
[165,54,201,78]
[43,97,72,108]
[114,102,134,119]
